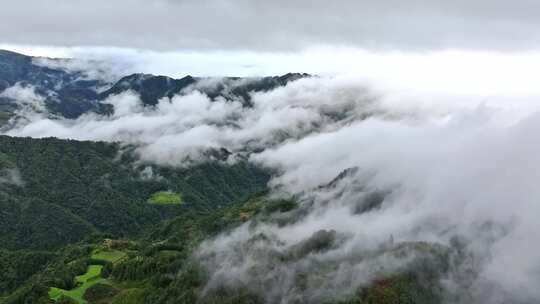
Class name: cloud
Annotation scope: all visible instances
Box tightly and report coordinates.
[0,168,24,186]
[0,84,46,111]
[198,107,540,302]
[32,57,126,83]
[0,84,47,129]
[1,0,540,51]
[4,69,540,302]
[3,76,382,165]
[6,45,540,110]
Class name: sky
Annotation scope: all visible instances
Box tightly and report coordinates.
[2,0,540,107]
[2,0,540,101]
[1,0,540,51]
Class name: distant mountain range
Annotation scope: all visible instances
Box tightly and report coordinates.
[0,49,309,124]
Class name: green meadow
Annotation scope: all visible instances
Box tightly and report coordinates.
[148,191,183,205]
[48,265,108,303]
[48,249,127,303]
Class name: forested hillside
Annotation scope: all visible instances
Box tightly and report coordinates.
[0,135,455,304]
[0,49,468,304]
[0,135,269,251]
[1,191,450,304]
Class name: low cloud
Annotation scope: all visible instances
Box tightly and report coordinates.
[0,84,46,112]
[32,57,126,84]
[0,168,24,186]
[198,105,540,302]
[3,74,540,302]
[4,76,382,165]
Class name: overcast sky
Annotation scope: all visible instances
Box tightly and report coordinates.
[1,0,540,51]
[3,0,540,103]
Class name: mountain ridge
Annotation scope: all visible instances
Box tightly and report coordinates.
[0,49,310,124]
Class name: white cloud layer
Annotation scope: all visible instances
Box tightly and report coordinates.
[6,45,540,104]
[3,54,540,301]
[199,102,540,302]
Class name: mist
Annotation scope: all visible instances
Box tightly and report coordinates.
[3,68,540,302]
[193,101,540,302]
[3,76,382,165]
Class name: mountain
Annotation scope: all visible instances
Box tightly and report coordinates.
[0,171,449,304]
[0,50,450,304]
[98,72,308,107]
[0,50,108,120]
[0,135,269,251]
[98,74,197,106]
[0,135,450,304]
[0,49,310,125]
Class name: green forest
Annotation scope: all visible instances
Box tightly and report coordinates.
[0,135,449,304]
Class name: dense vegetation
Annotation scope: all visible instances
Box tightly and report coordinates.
[0,135,269,251]
[0,250,57,296]
[0,134,272,302]
[1,190,449,304]
[0,134,454,303]
[0,49,448,302]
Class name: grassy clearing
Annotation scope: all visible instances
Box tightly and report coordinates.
[48,265,109,303]
[91,249,126,263]
[148,191,183,205]
[76,265,102,282]
[49,249,127,303]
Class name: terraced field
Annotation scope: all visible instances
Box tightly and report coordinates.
[48,249,127,303]
[91,249,126,263]
[48,265,108,303]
